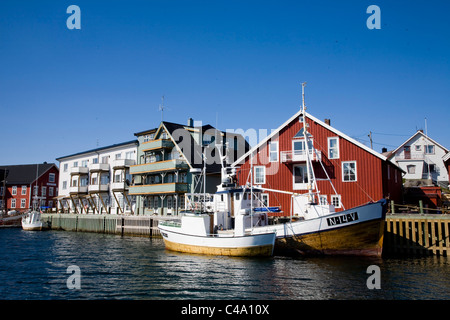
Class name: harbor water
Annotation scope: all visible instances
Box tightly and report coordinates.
[0,228,449,300]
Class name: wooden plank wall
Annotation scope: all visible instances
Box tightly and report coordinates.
[384,214,449,256]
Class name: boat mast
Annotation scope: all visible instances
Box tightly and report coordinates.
[300,82,317,204]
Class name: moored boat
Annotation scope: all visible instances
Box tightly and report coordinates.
[21,210,43,231]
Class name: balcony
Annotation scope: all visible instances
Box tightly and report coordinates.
[280,150,321,163]
[88,184,109,193]
[89,163,110,172]
[111,181,129,191]
[130,159,189,175]
[129,183,189,195]
[70,166,89,175]
[142,139,174,152]
[112,159,135,168]
[69,186,88,194]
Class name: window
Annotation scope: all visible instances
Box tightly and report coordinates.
[407,165,416,174]
[49,173,55,183]
[125,151,133,159]
[331,195,342,208]
[319,195,328,205]
[12,186,17,195]
[143,135,150,142]
[21,199,26,208]
[261,194,269,207]
[11,199,16,208]
[415,145,421,151]
[425,145,435,154]
[49,187,54,197]
[293,164,308,189]
[269,141,278,162]
[328,137,339,159]
[73,161,78,167]
[81,160,88,167]
[254,166,266,185]
[101,156,108,164]
[167,196,173,209]
[115,153,122,160]
[62,181,67,190]
[63,163,68,172]
[92,158,98,164]
[41,186,46,196]
[21,186,27,195]
[342,161,357,182]
[33,186,38,195]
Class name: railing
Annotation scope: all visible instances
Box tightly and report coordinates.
[280,150,321,163]
[130,159,189,174]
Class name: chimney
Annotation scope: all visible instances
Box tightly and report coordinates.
[382,147,388,153]
[187,118,193,127]
[324,118,331,126]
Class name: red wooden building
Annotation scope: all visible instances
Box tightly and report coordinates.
[0,163,59,213]
[232,109,403,217]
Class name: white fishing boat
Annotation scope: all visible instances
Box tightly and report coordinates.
[158,144,276,257]
[21,210,43,231]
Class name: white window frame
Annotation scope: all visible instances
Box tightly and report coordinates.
[49,173,55,183]
[342,161,357,182]
[11,199,16,208]
[319,195,328,205]
[12,186,17,195]
[268,141,279,162]
[293,164,308,190]
[328,137,340,159]
[425,145,435,154]
[21,199,26,208]
[41,186,46,197]
[254,166,266,185]
[21,185,27,195]
[331,194,342,208]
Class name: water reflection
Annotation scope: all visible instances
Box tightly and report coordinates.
[0,229,448,300]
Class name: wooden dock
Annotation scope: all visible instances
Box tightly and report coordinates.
[384,214,450,256]
[41,214,161,237]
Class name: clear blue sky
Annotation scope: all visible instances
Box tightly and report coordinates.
[1,0,449,165]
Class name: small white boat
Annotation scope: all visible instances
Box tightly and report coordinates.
[159,211,276,257]
[22,210,43,231]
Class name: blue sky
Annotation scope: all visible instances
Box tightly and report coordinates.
[1,0,449,165]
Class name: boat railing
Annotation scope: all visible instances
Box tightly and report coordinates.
[185,193,215,212]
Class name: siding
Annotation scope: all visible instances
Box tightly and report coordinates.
[236,114,402,216]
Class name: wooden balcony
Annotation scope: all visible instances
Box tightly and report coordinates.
[130,159,189,175]
[129,182,189,195]
[142,139,174,152]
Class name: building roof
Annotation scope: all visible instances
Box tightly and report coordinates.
[387,130,449,158]
[232,108,399,167]
[0,163,57,185]
[56,140,138,161]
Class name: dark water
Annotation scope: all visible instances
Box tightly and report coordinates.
[0,228,448,300]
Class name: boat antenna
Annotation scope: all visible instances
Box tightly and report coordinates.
[301,82,307,113]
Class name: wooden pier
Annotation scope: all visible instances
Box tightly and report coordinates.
[384,214,450,256]
[41,214,161,237]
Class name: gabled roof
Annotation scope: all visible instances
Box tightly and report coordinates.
[232,108,397,166]
[387,130,449,159]
[443,151,450,163]
[0,163,58,185]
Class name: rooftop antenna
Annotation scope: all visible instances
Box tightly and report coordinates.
[159,95,165,121]
[301,82,307,112]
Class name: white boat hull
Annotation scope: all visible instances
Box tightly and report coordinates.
[158,225,276,257]
[21,211,44,231]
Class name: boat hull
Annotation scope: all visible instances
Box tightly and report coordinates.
[253,200,386,257]
[21,222,43,231]
[159,226,276,257]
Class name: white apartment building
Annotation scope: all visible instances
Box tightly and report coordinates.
[56,140,138,214]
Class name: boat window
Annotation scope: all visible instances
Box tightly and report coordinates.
[235,193,240,200]
[243,193,247,200]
